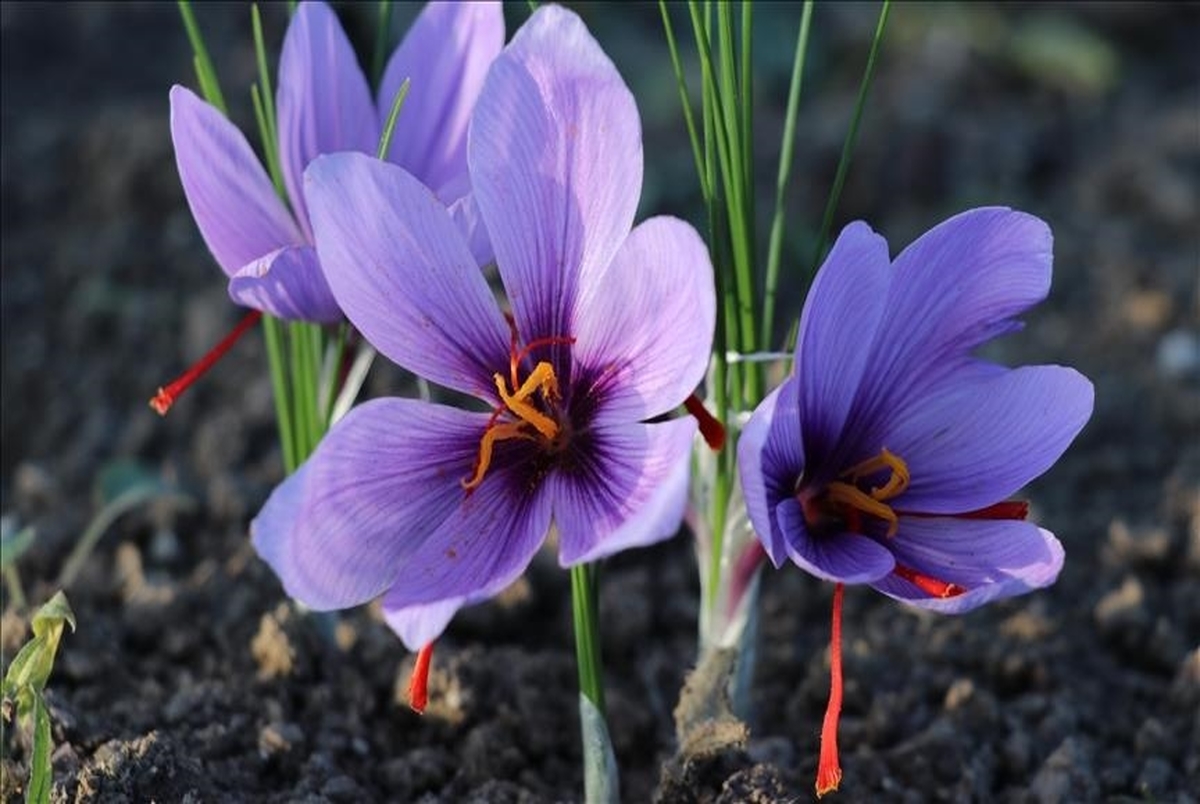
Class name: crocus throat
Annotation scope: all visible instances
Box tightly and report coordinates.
[149,309,263,415]
[804,448,909,538]
[462,333,575,492]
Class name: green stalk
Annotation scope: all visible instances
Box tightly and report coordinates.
[810,0,891,275]
[761,1,814,349]
[570,563,606,713]
[262,317,299,473]
[659,1,711,203]
[177,1,227,114]
[372,1,393,89]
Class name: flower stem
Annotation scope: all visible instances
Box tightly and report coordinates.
[570,562,606,714]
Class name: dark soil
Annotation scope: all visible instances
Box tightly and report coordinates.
[2,2,1197,802]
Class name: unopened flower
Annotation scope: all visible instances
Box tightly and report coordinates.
[737,208,1093,795]
[251,5,715,691]
[154,1,502,412]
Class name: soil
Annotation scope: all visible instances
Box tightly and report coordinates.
[1,2,1197,802]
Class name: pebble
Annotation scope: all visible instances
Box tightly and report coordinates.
[1157,329,1200,379]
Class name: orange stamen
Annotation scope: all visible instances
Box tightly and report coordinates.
[825,481,900,537]
[816,583,845,798]
[684,393,726,451]
[149,309,263,415]
[407,642,434,714]
[462,421,533,491]
[893,564,966,598]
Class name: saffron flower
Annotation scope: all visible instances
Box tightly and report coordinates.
[251,4,714,666]
[737,208,1093,796]
[167,0,502,323]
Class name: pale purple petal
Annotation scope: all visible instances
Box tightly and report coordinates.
[470,4,642,347]
[870,518,1064,614]
[776,499,895,583]
[381,465,553,608]
[795,221,891,469]
[886,365,1094,513]
[227,245,341,323]
[378,1,504,201]
[251,398,486,610]
[305,153,511,400]
[573,217,715,423]
[276,1,379,240]
[553,417,695,566]
[169,85,303,276]
[382,565,523,651]
[382,598,462,652]
[836,208,1054,462]
[738,379,803,567]
[447,193,495,267]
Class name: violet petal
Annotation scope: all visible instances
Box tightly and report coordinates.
[305,152,511,400]
[552,417,695,566]
[251,398,486,610]
[227,244,341,323]
[169,85,302,276]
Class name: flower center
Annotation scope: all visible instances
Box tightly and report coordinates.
[461,332,574,492]
[803,447,910,537]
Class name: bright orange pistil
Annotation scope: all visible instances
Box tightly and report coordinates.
[820,448,910,537]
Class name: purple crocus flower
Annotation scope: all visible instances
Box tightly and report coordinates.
[250,5,715,683]
[167,0,502,323]
[737,208,1093,795]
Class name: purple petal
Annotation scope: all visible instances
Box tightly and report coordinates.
[836,208,1054,462]
[470,5,642,346]
[795,221,891,468]
[776,499,895,583]
[305,153,511,400]
[276,1,379,240]
[870,518,1064,614]
[227,245,341,323]
[552,417,695,566]
[381,464,553,609]
[737,379,804,567]
[382,569,516,651]
[573,217,715,423]
[169,85,302,276]
[446,193,495,267]
[378,1,504,200]
[251,398,486,610]
[886,365,1094,513]
[382,597,463,652]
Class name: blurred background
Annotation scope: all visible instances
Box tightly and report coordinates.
[2,2,1197,801]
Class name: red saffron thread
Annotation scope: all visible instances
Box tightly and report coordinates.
[149,309,263,415]
[408,642,434,714]
[899,500,1029,521]
[893,564,966,598]
[684,393,726,451]
[816,583,845,798]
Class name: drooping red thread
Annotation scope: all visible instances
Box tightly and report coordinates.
[899,500,1029,521]
[816,583,845,798]
[407,642,435,714]
[150,309,263,415]
[684,393,726,451]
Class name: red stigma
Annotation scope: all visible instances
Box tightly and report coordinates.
[684,393,725,451]
[407,642,434,714]
[816,583,845,797]
[892,564,966,598]
[958,500,1029,520]
[149,309,263,415]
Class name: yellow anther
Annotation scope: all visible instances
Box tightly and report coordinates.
[463,361,564,492]
[825,481,900,537]
[462,421,530,491]
[844,447,909,502]
[494,361,560,439]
